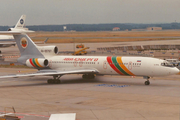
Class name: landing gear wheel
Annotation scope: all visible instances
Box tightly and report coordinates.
[55,80,61,84]
[143,76,150,86]
[90,74,95,79]
[47,79,51,84]
[82,74,86,79]
[47,79,61,84]
[145,80,150,85]
[82,74,95,79]
[82,74,89,79]
[47,75,62,84]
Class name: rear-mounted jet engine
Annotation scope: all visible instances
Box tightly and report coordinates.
[26,58,49,68]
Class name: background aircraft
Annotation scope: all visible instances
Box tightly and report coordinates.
[0,15,26,53]
[0,15,48,53]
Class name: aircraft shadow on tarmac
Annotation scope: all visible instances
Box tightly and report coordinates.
[0,76,177,88]
[21,76,144,86]
[0,77,100,88]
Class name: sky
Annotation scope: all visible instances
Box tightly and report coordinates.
[0,0,180,26]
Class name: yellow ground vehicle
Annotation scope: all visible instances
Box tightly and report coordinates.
[0,115,20,120]
[0,107,20,120]
[76,44,84,48]
[73,47,89,55]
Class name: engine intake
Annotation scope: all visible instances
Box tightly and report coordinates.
[26,58,49,68]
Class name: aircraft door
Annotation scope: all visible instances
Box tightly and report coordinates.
[49,60,52,68]
[103,61,108,73]
[103,61,107,69]
[128,61,132,70]
[79,61,83,67]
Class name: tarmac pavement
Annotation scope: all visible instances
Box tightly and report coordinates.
[0,68,179,120]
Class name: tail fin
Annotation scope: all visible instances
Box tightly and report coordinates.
[13,34,44,64]
[44,38,49,44]
[15,15,26,29]
[8,15,29,32]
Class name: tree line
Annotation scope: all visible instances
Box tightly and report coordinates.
[0,23,180,31]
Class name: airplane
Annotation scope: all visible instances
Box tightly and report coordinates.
[7,15,27,32]
[0,30,179,85]
[0,15,47,53]
[0,15,27,49]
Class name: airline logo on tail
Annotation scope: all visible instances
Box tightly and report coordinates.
[20,19,24,25]
[20,37,28,48]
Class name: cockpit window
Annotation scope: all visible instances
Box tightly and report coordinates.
[161,61,174,67]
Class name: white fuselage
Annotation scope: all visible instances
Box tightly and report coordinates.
[46,55,179,77]
[0,35,14,41]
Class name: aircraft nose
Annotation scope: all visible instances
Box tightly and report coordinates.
[172,67,180,75]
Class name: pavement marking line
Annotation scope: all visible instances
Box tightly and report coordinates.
[96,84,130,88]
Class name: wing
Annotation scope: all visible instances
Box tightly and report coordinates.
[0,69,99,78]
[0,42,16,47]
[0,31,34,35]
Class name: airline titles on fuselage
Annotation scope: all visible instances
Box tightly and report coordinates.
[63,58,99,61]
[62,57,142,67]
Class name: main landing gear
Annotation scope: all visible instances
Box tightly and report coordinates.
[82,74,95,79]
[47,75,62,84]
[144,76,150,85]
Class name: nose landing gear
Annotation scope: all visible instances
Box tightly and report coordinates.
[145,80,150,85]
[144,76,150,85]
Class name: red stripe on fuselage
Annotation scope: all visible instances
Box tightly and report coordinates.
[29,58,36,67]
[107,56,124,75]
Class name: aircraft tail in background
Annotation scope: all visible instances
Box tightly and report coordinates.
[15,15,26,29]
[8,15,29,32]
